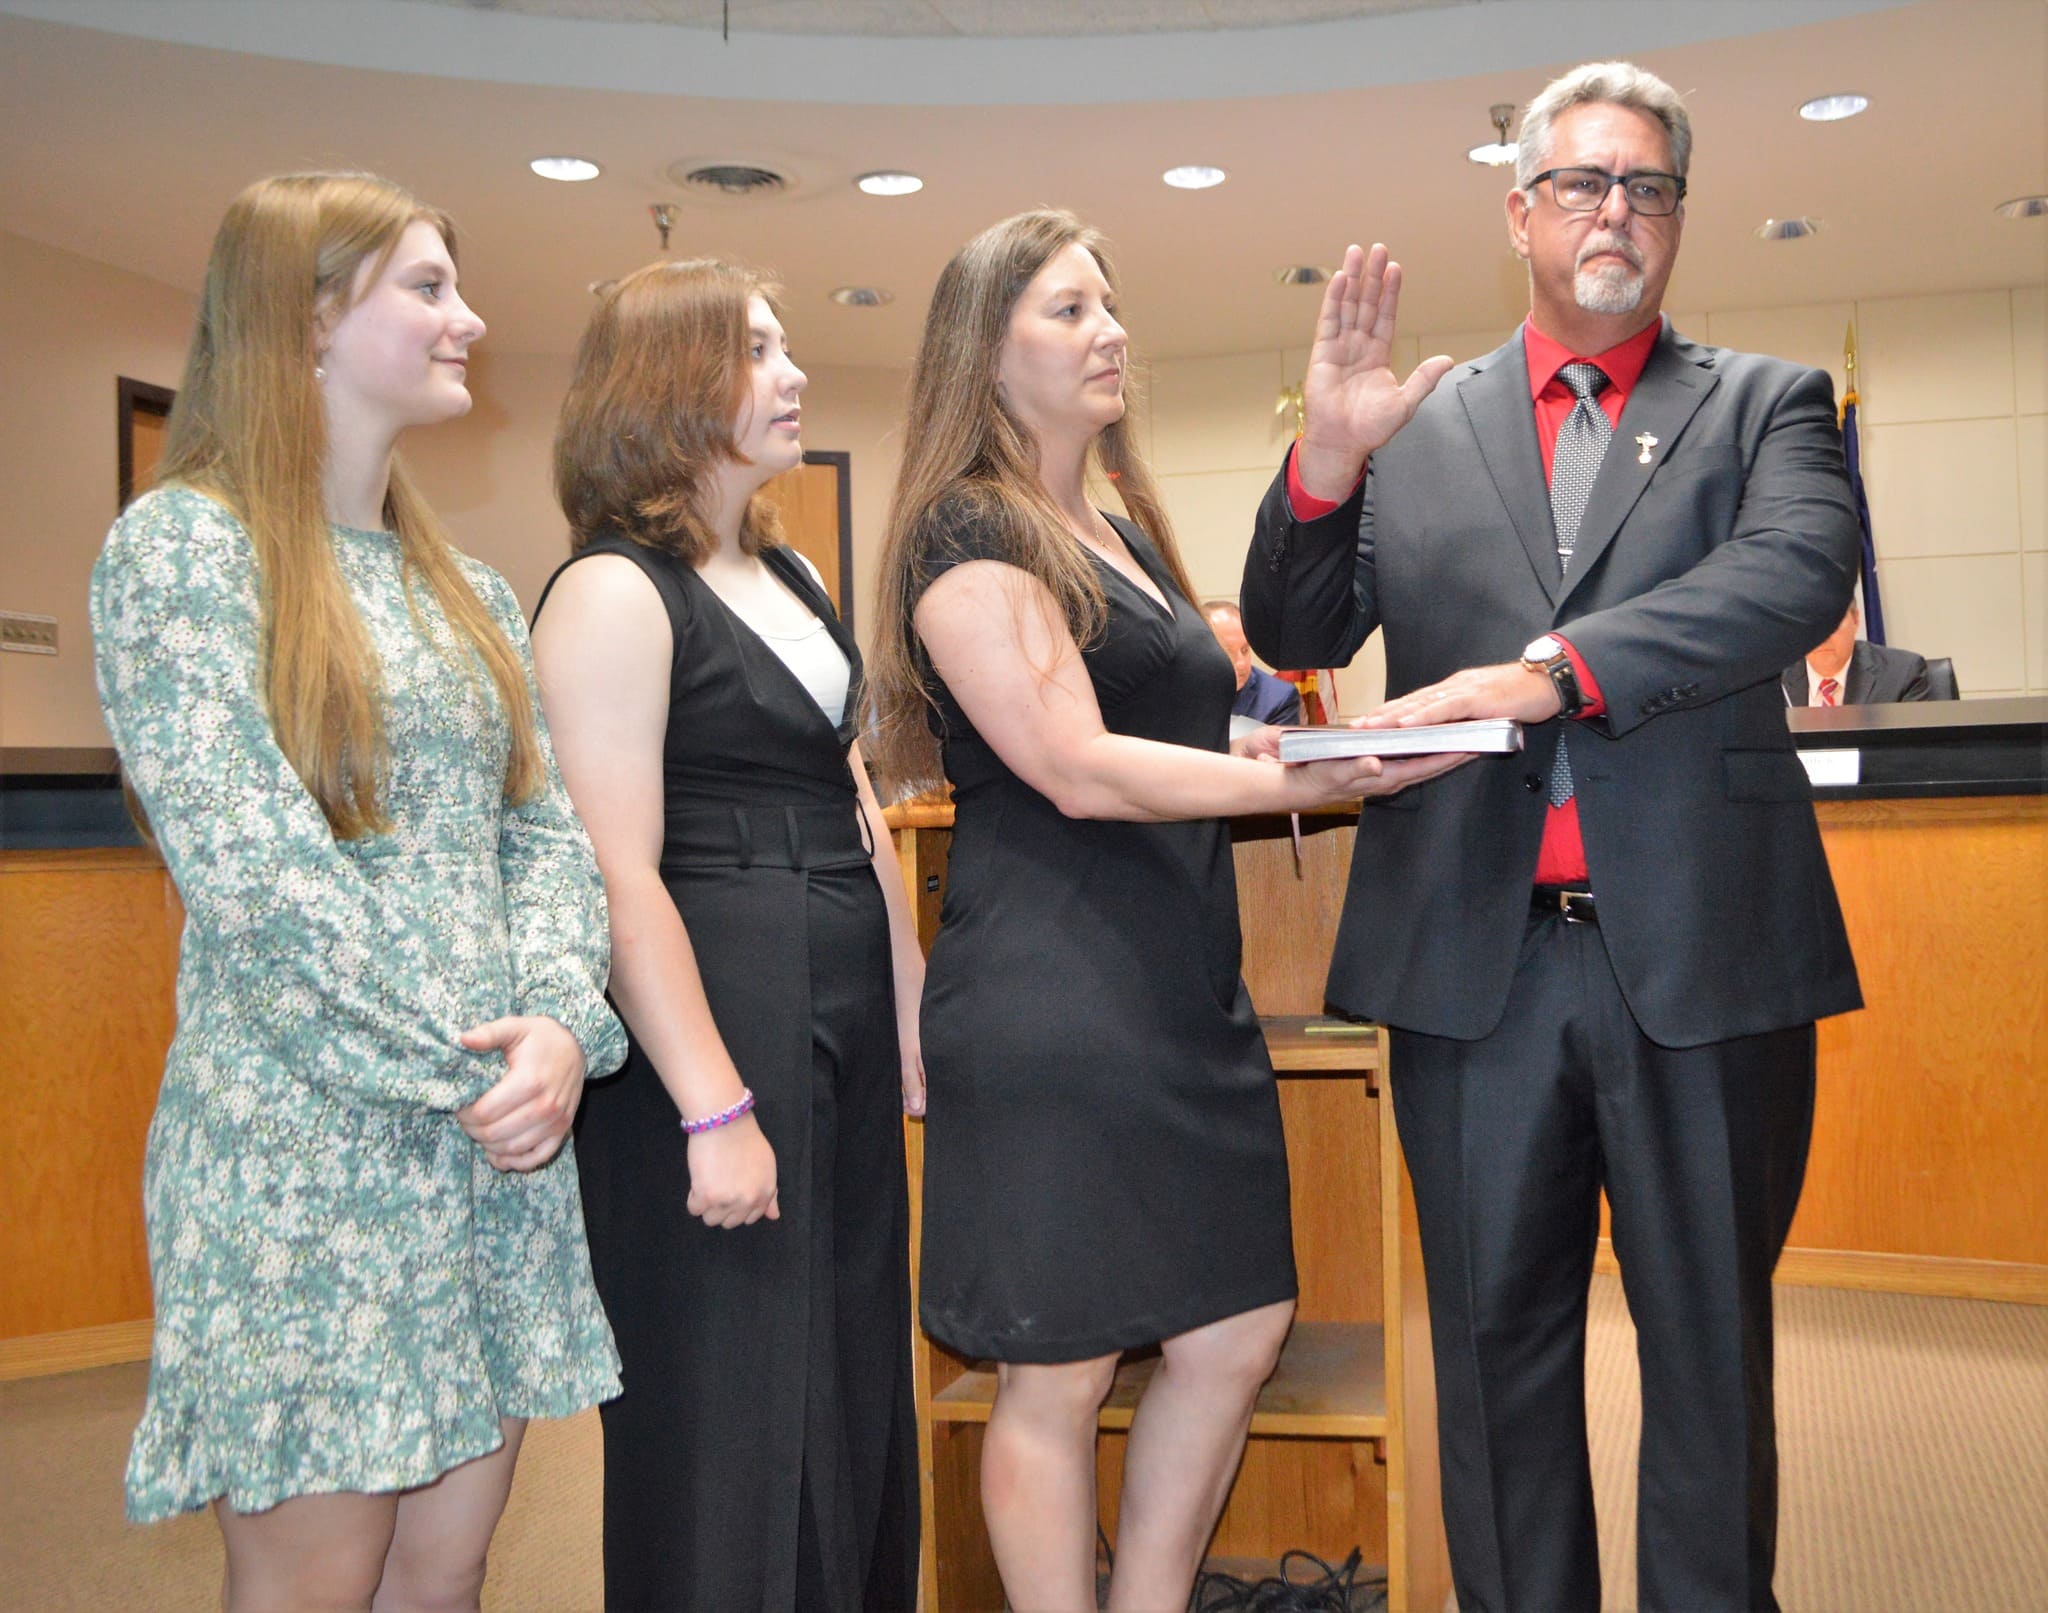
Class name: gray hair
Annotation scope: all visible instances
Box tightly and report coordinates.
[1515,61,1692,190]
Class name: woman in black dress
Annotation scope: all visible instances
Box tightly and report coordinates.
[869,211,1456,1610]
[530,260,921,1611]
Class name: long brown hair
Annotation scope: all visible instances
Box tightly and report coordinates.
[554,258,785,564]
[152,171,541,839]
[868,208,1192,796]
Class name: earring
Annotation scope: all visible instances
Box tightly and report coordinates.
[314,364,327,383]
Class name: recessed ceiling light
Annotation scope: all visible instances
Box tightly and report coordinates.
[1798,94,1869,122]
[530,156,601,182]
[829,286,894,307]
[1274,265,1332,286]
[1995,195,2048,219]
[1755,216,1822,240]
[856,171,923,197]
[1163,165,1227,190]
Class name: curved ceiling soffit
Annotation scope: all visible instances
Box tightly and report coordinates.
[0,0,1917,107]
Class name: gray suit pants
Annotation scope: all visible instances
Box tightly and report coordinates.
[1391,907,1815,1613]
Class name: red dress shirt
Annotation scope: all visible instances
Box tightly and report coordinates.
[1283,316,1664,885]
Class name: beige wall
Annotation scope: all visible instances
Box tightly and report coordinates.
[398,347,574,620]
[1145,290,2047,709]
[0,229,909,749]
[401,348,908,650]
[0,232,195,749]
[3,223,2040,748]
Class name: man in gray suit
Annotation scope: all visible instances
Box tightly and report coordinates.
[1783,598,1942,703]
[1241,61,1862,1612]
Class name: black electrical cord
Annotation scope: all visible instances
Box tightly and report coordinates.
[1189,1546,1387,1612]
[1096,1523,1386,1612]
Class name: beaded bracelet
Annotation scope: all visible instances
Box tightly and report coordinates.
[680,1088,756,1135]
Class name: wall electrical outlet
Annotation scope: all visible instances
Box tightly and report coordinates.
[1,612,59,654]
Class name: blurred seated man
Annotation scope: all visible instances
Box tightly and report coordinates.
[1204,600,1302,724]
[1782,598,1942,704]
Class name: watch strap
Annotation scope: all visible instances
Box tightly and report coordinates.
[1522,647,1585,718]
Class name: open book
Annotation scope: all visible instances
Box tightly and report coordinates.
[1277,718,1525,762]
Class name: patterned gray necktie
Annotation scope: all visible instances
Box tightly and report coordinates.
[1545,362,1611,807]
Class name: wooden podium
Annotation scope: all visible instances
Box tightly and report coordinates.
[886,801,1451,1612]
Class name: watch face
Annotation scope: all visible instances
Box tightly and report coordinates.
[1524,634,1563,661]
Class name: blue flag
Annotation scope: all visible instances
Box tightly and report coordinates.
[1840,393,1886,645]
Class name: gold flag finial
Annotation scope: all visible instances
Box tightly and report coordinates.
[1844,321,1858,381]
[1275,383,1306,440]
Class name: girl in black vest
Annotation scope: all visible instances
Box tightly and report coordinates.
[532,260,921,1611]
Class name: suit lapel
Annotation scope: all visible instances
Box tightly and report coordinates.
[1457,333,1562,605]
[1846,641,1876,705]
[1558,329,1720,611]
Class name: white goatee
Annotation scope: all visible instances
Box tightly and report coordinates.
[1575,263,1646,314]
[1573,233,1647,315]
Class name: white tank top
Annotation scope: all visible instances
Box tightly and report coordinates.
[722,554,851,728]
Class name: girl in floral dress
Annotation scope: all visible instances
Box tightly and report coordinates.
[90,172,624,1611]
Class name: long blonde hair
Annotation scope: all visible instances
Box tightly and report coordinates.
[153,172,541,839]
[555,258,785,564]
[868,209,1192,795]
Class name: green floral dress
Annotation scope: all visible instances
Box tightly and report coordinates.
[92,486,627,1523]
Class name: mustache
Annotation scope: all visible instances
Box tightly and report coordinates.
[1576,233,1646,272]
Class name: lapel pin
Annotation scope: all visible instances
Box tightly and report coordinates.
[1635,432,1659,465]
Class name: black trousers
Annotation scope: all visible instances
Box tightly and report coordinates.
[580,867,919,1613]
[1390,909,1814,1613]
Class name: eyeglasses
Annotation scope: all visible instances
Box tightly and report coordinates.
[1530,167,1687,217]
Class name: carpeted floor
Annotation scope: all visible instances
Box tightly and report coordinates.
[2,1276,2042,1611]
[1584,1276,2048,1612]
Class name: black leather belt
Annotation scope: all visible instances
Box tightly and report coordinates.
[1531,886,1598,925]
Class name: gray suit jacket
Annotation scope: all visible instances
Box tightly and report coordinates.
[1242,324,1864,1047]
[1782,639,1934,705]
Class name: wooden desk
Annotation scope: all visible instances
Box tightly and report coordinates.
[1787,794,2048,1300]
[1579,792,2048,1303]
[0,847,178,1376]
[6,768,2036,1393]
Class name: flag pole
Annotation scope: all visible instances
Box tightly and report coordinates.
[1840,322,1887,644]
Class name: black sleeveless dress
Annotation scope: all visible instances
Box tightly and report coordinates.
[913,506,1297,1363]
[535,538,917,1612]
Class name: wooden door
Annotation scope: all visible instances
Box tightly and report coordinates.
[118,377,175,507]
[761,451,853,629]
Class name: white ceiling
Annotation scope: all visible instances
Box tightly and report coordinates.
[1,0,2043,368]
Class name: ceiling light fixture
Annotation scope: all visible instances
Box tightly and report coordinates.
[1798,94,1870,122]
[1274,265,1332,286]
[1755,216,1822,241]
[830,286,894,307]
[1163,165,1226,190]
[1467,103,1519,167]
[856,171,923,197]
[1995,195,2048,219]
[530,156,601,182]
